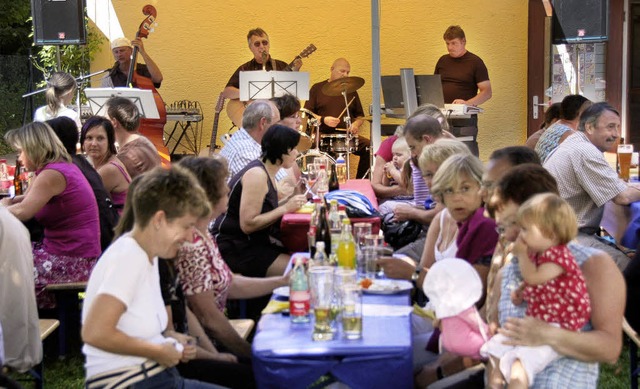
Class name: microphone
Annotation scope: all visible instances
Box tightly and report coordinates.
[262,52,267,71]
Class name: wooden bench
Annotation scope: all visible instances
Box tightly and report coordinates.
[24,319,60,389]
[624,318,640,389]
[230,319,255,340]
[45,282,87,358]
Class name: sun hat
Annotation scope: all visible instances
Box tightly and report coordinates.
[111,37,132,50]
[422,257,483,318]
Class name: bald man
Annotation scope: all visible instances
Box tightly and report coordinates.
[305,58,370,178]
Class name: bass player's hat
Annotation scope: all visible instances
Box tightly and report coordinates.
[111,37,132,50]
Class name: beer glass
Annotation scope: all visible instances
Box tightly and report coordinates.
[618,144,633,182]
[309,266,335,341]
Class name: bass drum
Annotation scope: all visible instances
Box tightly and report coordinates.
[296,149,335,175]
[296,108,319,152]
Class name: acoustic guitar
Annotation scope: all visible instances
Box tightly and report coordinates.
[127,5,171,167]
[199,93,225,157]
[225,44,317,127]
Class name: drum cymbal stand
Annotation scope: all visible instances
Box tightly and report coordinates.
[342,89,353,180]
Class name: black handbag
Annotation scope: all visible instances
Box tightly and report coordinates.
[381,213,423,250]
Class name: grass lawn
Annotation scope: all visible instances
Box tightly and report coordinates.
[8,335,636,388]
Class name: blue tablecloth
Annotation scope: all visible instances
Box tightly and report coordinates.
[622,201,640,249]
[252,292,413,389]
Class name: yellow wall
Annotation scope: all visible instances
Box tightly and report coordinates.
[93,0,528,161]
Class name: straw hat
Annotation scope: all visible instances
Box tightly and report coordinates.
[422,257,483,319]
[111,37,132,50]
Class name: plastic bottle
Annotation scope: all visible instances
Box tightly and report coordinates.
[328,200,341,265]
[316,164,328,200]
[337,219,356,269]
[13,157,23,196]
[338,204,349,224]
[290,256,310,323]
[312,241,328,267]
[335,156,347,184]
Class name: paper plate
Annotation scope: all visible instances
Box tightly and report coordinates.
[272,286,290,299]
[362,279,413,295]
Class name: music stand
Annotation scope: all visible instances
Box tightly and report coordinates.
[239,71,310,101]
[84,87,160,118]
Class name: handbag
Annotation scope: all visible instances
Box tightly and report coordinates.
[381,213,423,250]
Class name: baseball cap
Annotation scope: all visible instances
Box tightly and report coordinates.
[111,37,132,50]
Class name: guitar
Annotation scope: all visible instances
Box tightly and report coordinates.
[226,44,318,128]
[200,93,225,157]
[127,5,170,167]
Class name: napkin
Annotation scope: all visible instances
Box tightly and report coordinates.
[362,304,413,317]
[262,300,289,314]
[412,303,436,320]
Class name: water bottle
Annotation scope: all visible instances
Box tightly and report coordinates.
[312,242,328,267]
[290,256,310,323]
[335,156,347,184]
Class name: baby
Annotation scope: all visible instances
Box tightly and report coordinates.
[481,193,591,388]
[378,137,413,216]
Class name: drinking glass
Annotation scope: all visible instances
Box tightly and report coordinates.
[340,284,363,340]
[309,266,335,341]
[618,144,633,182]
[363,235,383,279]
[353,223,372,276]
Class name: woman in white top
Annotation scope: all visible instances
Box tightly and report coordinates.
[33,72,81,129]
[81,166,224,389]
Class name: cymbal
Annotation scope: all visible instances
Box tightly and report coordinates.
[321,76,365,96]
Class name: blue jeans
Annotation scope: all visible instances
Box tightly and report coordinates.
[130,367,228,389]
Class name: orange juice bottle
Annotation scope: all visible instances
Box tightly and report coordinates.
[337,219,356,269]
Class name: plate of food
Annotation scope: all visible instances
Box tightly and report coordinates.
[359,279,413,294]
[272,286,290,300]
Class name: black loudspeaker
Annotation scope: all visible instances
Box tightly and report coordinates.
[552,0,609,43]
[31,0,87,45]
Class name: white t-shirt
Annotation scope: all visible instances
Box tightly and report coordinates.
[82,234,169,378]
[33,105,81,129]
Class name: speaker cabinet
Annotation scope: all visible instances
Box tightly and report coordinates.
[31,0,87,45]
[552,0,609,43]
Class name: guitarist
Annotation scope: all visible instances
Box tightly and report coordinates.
[101,37,163,88]
[222,28,302,101]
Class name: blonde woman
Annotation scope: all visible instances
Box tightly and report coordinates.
[33,72,81,129]
[1,122,100,308]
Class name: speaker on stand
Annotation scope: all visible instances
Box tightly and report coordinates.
[30,0,87,46]
[552,0,609,43]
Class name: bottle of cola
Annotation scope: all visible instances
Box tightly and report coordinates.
[315,205,332,256]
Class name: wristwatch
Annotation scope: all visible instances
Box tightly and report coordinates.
[411,268,421,282]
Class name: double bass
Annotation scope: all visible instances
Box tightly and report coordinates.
[127,5,170,167]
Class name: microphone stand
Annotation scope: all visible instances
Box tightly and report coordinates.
[342,88,353,180]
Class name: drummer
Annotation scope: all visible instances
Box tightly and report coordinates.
[304,58,371,178]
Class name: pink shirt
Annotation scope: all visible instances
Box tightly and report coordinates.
[35,161,100,258]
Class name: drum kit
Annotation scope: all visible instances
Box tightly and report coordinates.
[296,76,365,178]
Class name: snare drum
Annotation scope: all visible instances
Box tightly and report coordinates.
[297,108,319,152]
[319,134,357,154]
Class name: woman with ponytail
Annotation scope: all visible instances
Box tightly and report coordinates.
[33,72,81,129]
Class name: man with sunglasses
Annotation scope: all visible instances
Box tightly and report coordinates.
[223,28,302,101]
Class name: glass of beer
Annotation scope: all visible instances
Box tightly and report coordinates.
[618,144,633,182]
[309,266,335,341]
[340,284,363,340]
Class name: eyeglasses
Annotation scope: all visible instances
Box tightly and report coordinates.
[252,40,269,47]
[288,113,301,119]
[441,184,478,198]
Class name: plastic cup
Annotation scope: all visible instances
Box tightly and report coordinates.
[340,284,363,340]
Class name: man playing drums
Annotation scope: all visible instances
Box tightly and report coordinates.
[304,58,371,178]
